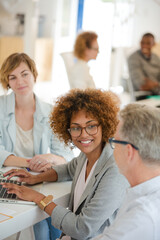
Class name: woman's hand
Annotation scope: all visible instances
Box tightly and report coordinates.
[0,182,45,203]
[3,169,38,185]
[27,154,66,172]
[27,155,52,172]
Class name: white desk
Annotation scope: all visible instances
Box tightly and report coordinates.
[0,171,71,240]
[137,98,160,107]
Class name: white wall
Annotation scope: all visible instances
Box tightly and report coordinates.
[0,0,58,38]
[132,0,160,45]
[38,0,58,38]
[109,0,160,82]
[82,0,114,90]
[1,0,160,102]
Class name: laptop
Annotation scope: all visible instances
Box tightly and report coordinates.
[0,177,36,205]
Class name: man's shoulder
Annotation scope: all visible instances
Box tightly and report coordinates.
[128,50,145,68]
[128,50,140,60]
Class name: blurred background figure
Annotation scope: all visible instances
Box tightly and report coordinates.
[128,33,160,99]
[69,31,99,89]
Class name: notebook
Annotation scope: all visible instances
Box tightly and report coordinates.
[0,178,36,205]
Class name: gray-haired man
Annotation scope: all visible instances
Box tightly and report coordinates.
[94,103,160,240]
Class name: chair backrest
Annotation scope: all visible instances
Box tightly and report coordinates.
[123,47,138,101]
[109,46,138,102]
[60,52,75,76]
[109,46,152,102]
[125,69,136,101]
[60,51,76,88]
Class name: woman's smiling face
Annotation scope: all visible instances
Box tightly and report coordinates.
[70,110,103,160]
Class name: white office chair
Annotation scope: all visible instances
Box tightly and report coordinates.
[109,47,150,102]
[126,70,151,101]
[60,51,75,89]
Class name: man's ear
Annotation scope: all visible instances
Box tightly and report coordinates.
[126,144,135,164]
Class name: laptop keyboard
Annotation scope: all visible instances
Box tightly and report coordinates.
[0,179,21,199]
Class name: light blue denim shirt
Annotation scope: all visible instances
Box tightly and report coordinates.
[0,92,74,167]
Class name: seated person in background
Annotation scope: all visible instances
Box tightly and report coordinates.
[128,33,160,95]
[2,88,129,240]
[69,31,99,89]
[93,103,160,240]
[0,53,74,172]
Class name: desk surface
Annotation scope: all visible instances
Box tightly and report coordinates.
[137,98,160,107]
[0,168,71,239]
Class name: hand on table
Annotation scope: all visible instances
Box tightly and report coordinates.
[27,153,66,172]
[27,154,52,172]
[141,78,159,91]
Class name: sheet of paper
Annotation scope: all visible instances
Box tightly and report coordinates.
[0,207,16,215]
[0,213,13,223]
[0,207,16,223]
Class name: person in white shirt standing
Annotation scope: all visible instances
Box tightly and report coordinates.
[93,103,160,240]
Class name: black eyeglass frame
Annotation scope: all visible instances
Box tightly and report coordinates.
[109,137,139,150]
[68,123,100,137]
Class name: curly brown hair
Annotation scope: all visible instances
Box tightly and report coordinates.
[0,52,38,89]
[74,31,98,59]
[50,88,120,146]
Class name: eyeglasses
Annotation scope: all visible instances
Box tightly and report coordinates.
[68,124,100,137]
[89,47,99,53]
[109,138,139,150]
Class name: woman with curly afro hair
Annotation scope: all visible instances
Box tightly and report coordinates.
[3,89,129,240]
